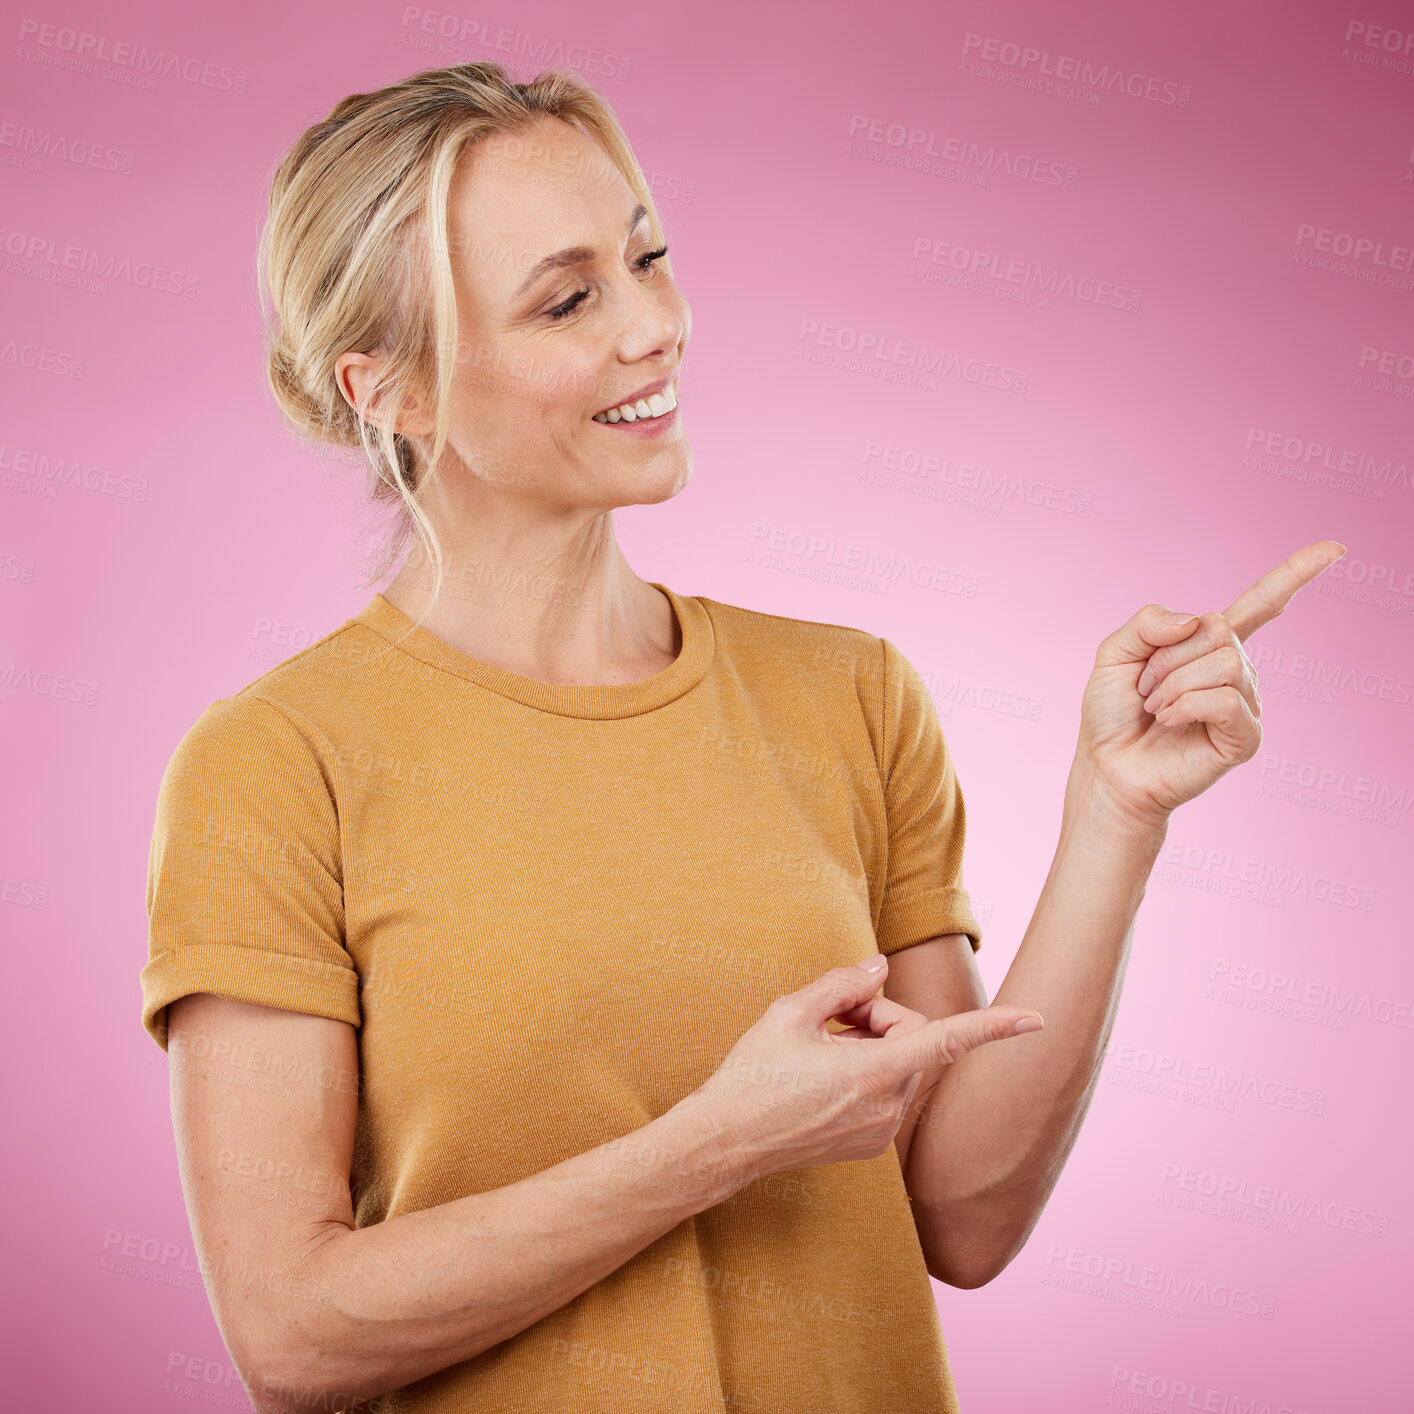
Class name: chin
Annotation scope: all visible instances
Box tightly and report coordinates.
[625,450,693,505]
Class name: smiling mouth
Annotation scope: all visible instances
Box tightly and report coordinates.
[592,379,679,423]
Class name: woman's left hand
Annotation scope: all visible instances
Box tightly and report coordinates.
[1075,540,1347,832]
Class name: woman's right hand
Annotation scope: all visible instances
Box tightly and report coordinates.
[680,953,1043,1182]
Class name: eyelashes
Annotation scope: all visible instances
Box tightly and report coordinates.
[546,245,669,321]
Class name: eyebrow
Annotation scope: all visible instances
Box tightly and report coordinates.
[511,203,649,300]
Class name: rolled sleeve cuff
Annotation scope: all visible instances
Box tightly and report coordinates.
[875,885,982,956]
[140,943,361,1052]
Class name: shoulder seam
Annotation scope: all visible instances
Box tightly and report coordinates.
[226,618,371,695]
[879,635,894,795]
[245,690,346,779]
[242,693,347,847]
[696,595,877,640]
[870,634,891,941]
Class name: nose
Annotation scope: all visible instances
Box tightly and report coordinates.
[614,265,686,365]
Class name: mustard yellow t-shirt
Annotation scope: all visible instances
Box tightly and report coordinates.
[140,582,983,1413]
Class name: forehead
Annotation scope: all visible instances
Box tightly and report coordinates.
[446,117,636,293]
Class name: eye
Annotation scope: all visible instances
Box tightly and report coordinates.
[544,245,669,322]
[546,288,590,321]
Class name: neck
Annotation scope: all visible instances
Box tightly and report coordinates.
[380,505,679,687]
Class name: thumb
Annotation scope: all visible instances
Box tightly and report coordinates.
[876,1005,1044,1082]
[787,955,890,1030]
[1093,603,1202,671]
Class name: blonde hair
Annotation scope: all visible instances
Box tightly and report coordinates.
[255,60,669,625]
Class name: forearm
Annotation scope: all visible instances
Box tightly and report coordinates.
[252,1098,751,1409]
[905,753,1168,1286]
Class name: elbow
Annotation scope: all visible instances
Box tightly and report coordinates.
[236,1233,390,1412]
[915,1177,1049,1290]
[926,1253,1007,1290]
[232,1309,381,1414]
[239,1342,384,1414]
[921,1221,1027,1290]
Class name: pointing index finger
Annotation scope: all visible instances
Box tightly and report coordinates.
[1222,540,1346,642]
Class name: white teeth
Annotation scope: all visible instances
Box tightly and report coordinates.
[594,381,678,423]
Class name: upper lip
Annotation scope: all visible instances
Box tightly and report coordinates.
[595,373,677,416]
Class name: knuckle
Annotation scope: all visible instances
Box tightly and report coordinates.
[934,1020,966,1064]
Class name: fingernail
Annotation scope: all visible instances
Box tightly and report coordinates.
[1014,1017,1044,1034]
[1162,612,1198,627]
[860,954,887,973]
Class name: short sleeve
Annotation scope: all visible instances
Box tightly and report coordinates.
[140,693,359,1052]
[873,637,982,955]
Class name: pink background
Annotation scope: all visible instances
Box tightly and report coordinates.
[3,0,1411,1408]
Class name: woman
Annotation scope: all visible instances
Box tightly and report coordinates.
[140,60,1342,1414]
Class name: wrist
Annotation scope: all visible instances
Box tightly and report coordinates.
[1064,753,1171,853]
[656,1088,770,1209]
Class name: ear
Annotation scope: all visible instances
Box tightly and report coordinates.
[333,350,435,437]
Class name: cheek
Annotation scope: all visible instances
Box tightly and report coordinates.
[516,341,602,417]
[453,362,589,429]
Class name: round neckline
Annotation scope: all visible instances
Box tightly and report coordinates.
[351,581,715,720]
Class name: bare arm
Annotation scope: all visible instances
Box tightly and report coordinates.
[883,932,987,1188]
[167,993,754,1412]
[883,755,1166,1289]
[881,555,1344,1287]
[169,958,1041,1409]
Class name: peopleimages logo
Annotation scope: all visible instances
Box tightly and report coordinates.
[859,442,1094,519]
[1243,426,1411,496]
[0,120,135,176]
[1157,838,1376,912]
[0,225,199,297]
[960,33,1192,107]
[1341,19,1414,76]
[1158,1161,1390,1238]
[1107,1365,1311,1414]
[1043,1244,1276,1319]
[1292,222,1414,290]
[795,317,1029,395]
[1358,345,1414,380]
[1356,343,1414,400]
[1207,958,1414,1034]
[845,114,1078,189]
[1255,752,1411,813]
[1104,1040,1327,1116]
[395,8,631,82]
[14,19,249,93]
[746,523,981,598]
[1244,640,1412,709]
[909,236,1143,311]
